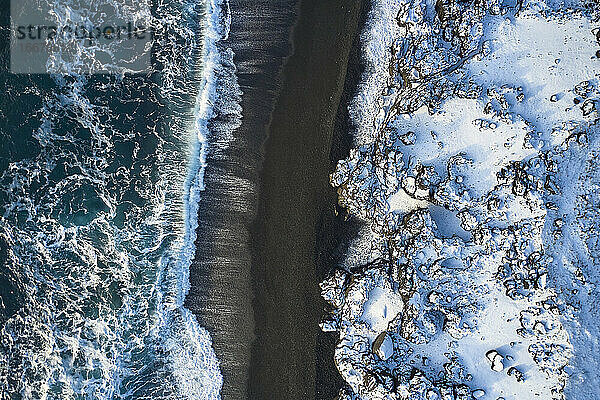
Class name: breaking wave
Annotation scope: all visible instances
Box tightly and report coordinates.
[0,0,240,398]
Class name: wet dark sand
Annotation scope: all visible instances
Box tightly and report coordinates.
[315,0,371,396]
[185,1,298,399]
[249,1,364,399]
[186,0,367,398]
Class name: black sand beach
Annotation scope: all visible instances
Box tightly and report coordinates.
[249,0,364,399]
[185,1,297,399]
[186,0,366,398]
[315,0,371,396]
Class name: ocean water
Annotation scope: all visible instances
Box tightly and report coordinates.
[0,0,238,398]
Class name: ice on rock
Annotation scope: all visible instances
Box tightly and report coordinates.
[372,332,395,360]
[472,389,486,398]
[388,188,429,214]
[321,0,599,398]
[362,287,404,334]
[485,350,505,372]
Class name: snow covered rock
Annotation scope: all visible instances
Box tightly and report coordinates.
[322,0,600,398]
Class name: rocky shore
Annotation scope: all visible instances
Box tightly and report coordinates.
[321,0,600,398]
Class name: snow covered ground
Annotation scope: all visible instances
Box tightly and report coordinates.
[322,0,600,398]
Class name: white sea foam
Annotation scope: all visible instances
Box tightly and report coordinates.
[350,0,406,145]
[0,0,240,398]
[164,0,241,398]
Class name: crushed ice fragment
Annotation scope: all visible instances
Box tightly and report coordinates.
[508,366,525,382]
[426,389,439,400]
[400,131,417,145]
[486,350,505,371]
[372,331,394,360]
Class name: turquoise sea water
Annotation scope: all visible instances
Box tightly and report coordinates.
[0,0,233,398]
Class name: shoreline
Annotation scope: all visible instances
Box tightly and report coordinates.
[248,1,364,398]
[185,1,298,399]
[315,0,371,396]
[186,0,368,398]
